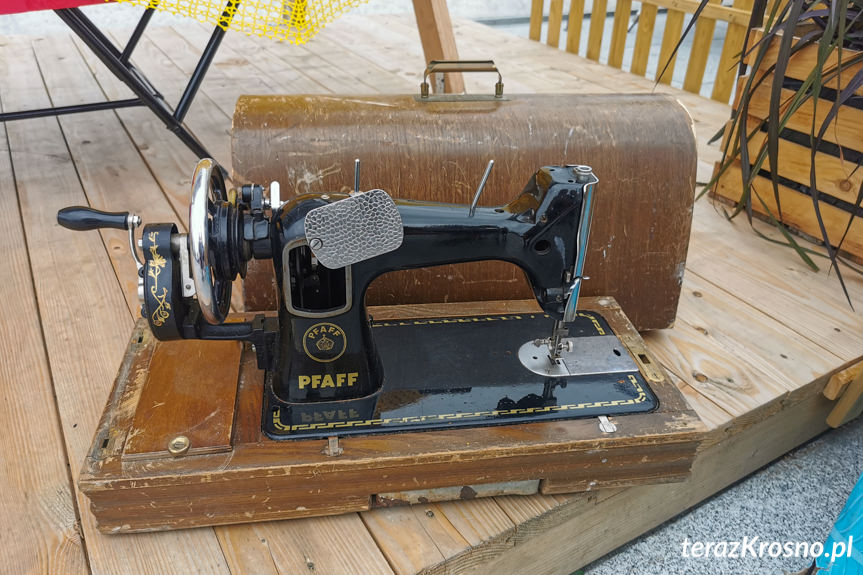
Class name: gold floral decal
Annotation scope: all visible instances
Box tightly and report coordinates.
[147,231,171,327]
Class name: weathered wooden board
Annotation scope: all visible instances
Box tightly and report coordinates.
[744,28,863,95]
[0,76,87,575]
[3,35,231,573]
[123,339,242,459]
[713,161,863,259]
[79,298,704,533]
[733,75,863,152]
[721,117,863,205]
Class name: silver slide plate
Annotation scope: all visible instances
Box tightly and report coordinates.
[518,335,639,378]
[304,189,404,269]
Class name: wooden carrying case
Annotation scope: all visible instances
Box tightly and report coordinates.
[232,92,697,330]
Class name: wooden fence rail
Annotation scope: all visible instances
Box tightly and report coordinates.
[529,0,758,103]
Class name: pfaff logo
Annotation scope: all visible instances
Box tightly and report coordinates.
[302,322,347,362]
[298,372,359,389]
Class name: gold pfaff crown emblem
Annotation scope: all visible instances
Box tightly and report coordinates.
[303,322,347,363]
[316,335,334,352]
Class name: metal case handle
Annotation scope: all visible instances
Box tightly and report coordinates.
[420,60,504,98]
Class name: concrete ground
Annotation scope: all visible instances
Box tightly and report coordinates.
[2,4,862,574]
[586,417,863,574]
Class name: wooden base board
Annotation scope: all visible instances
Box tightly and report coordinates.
[79,298,705,533]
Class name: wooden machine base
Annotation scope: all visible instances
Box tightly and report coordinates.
[79,298,705,533]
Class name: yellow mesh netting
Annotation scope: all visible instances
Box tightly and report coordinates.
[112,0,367,44]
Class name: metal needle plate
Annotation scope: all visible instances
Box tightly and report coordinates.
[518,335,639,377]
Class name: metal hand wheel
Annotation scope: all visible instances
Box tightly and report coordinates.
[189,158,232,324]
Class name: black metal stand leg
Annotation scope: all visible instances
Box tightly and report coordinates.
[55,8,216,161]
[1,3,239,172]
[175,1,241,122]
[121,6,157,63]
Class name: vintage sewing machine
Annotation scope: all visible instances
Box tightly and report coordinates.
[59,158,660,436]
[58,158,703,533]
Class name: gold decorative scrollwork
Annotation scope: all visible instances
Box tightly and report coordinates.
[147,231,171,327]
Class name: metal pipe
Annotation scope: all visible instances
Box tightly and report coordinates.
[121,5,157,63]
[174,0,240,122]
[0,98,142,122]
[57,7,215,162]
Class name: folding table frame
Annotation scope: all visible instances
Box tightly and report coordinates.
[0,1,239,161]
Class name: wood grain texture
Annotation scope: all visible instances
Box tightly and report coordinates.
[585,0,608,61]
[2,14,860,574]
[565,0,585,53]
[687,201,863,361]
[546,0,564,48]
[137,22,441,572]
[124,339,241,458]
[824,361,863,401]
[826,368,863,428]
[434,15,729,182]
[87,29,233,218]
[32,35,185,311]
[348,15,599,94]
[656,9,685,84]
[631,3,658,75]
[2,36,230,574]
[0,61,87,574]
[529,0,544,41]
[744,28,863,95]
[607,0,632,68]
[683,8,717,93]
[411,0,464,93]
[646,0,752,25]
[712,161,863,259]
[827,372,863,428]
[232,93,697,330]
[445,377,836,574]
[219,515,395,575]
[736,75,863,152]
[725,118,863,205]
[712,0,754,103]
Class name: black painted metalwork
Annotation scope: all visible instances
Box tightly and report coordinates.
[57,163,654,439]
[175,1,239,122]
[120,5,156,63]
[0,98,143,121]
[271,167,588,403]
[262,311,658,439]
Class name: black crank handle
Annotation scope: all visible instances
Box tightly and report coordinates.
[57,206,136,231]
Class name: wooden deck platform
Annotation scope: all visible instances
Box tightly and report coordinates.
[1,13,861,575]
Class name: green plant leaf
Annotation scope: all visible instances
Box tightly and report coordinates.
[654,0,711,87]
[766,0,807,222]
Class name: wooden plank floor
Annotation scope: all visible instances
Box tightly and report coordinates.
[0,13,861,575]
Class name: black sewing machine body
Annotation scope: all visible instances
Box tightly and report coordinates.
[274,167,583,404]
[58,161,658,440]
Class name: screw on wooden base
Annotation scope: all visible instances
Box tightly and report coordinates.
[168,435,190,456]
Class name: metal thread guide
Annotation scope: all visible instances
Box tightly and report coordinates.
[516,165,634,379]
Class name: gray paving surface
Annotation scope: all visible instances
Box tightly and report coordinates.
[585,416,863,575]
